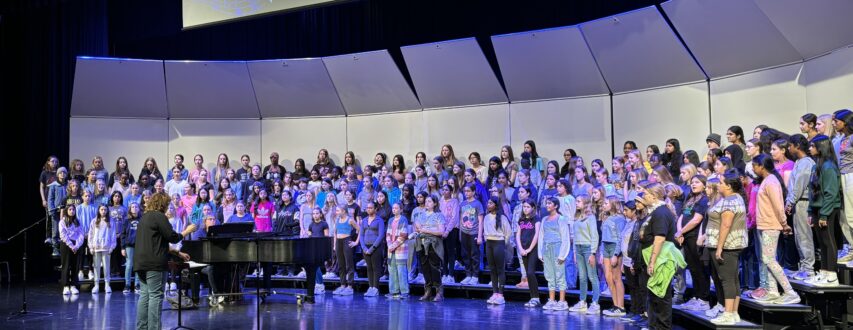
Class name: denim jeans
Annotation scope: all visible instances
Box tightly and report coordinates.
[543,242,566,291]
[136,270,165,330]
[575,244,599,303]
[388,256,409,295]
[124,247,140,287]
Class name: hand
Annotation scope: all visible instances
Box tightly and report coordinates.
[121,250,126,257]
[42,200,47,208]
[178,252,190,261]
[184,224,198,235]
[647,263,655,275]
[610,256,618,266]
[538,257,544,262]
[557,258,565,265]
[819,218,828,228]
[782,225,793,235]
[715,249,723,263]
[785,205,792,215]
[676,236,684,245]
[808,216,813,226]
[476,237,482,245]
[520,249,528,257]
[696,234,705,246]
[629,266,634,274]
[588,255,596,268]
[348,241,358,248]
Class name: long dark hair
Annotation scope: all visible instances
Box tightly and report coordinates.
[64,205,80,227]
[810,134,838,181]
[520,198,538,221]
[728,126,746,144]
[721,169,746,202]
[682,150,700,166]
[524,140,540,164]
[752,154,787,201]
[487,196,505,230]
[486,156,504,186]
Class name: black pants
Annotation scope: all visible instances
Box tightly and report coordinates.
[442,228,459,275]
[261,262,274,291]
[640,260,671,329]
[711,249,741,302]
[303,263,320,298]
[521,246,540,299]
[682,234,709,301]
[418,244,443,291]
[815,209,839,272]
[60,243,81,286]
[335,237,355,286]
[623,265,643,315]
[364,241,386,288]
[460,232,480,277]
[486,240,506,293]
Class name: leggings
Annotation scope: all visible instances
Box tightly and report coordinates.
[486,240,506,294]
[335,237,355,286]
[442,228,459,275]
[815,209,840,272]
[460,232,480,277]
[759,229,794,294]
[710,249,742,301]
[364,241,386,288]
[520,246,540,299]
[682,234,709,301]
[60,244,82,287]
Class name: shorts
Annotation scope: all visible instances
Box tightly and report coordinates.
[602,242,618,258]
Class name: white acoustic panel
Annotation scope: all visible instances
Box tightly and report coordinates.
[70,118,169,176]
[401,38,507,109]
[261,117,347,170]
[346,112,425,168]
[711,64,805,137]
[662,0,801,79]
[756,0,853,59]
[247,59,345,118]
[164,61,260,118]
[580,6,706,93]
[422,104,510,162]
[801,46,853,114]
[510,97,612,166]
[491,27,609,101]
[323,50,422,115]
[613,83,709,155]
[71,57,168,118]
[168,120,261,171]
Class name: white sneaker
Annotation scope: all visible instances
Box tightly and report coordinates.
[586,302,601,314]
[552,301,569,311]
[691,298,710,311]
[676,297,696,309]
[804,272,824,285]
[773,292,801,305]
[487,281,493,287]
[92,284,99,294]
[839,252,853,263]
[542,299,556,310]
[333,286,344,295]
[705,303,723,318]
[815,272,839,287]
[251,269,259,276]
[105,285,112,293]
[170,282,177,292]
[88,271,95,280]
[793,270,813,280]
[314,285,326,295]
[323,272,337,279]
[343,287,354,295]
[70,286,79,295]
[296,270,306,278]
[492,295,505,305]
[755,291,781,303]
[357,259,367,267]
[569,301,587,312]
[710,312,736,325]
[63,286,71,295]
[78,271,84,282]
[414,274,425,284]
[525,298,541,308]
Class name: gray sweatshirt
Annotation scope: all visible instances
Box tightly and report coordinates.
[786,156,815,208]
[572,214,600,253]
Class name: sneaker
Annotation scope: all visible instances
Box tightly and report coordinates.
[604,307,626,317]
[749,287,767,299]
[838,252,853,263]
[467,276,478,285]
[357,259,367,267]
[524,298,541,308]
[323,272,337,279]
[773,292,801,305]
[52,248,60,257]
[793,270,813,280]
[619,313,637,322]
[400,293,410,299]
[488,281,493,287]
[314,285,326,294]
[333,286,343,295]
[690,298,710,311]
[78,271,84,282]
[363,287,375,297]
[88,270,95,280]
[815,272,839,287]
[602,288,612,296]
[380,275,388,281]
[569,301,587,312]
[710,312,736,325]
[586,302,601,314]
[105,285,112,293]
[70,286,79,295]
[92,285,99,294]
[733,313,741,323]
[676,297,696,309]
[492,295,505,305]
[122,287,130,294]
[804,272,824,285]
[169,282,177,292]
[755,291,781,303]
[63,286,71,295]
[542,299,556,310]
[385,293,398,299]
[296,270,306,278]
[413,274,425,284]
[553,301,569,311]
[705,304,724,318]
[454,261,464,271]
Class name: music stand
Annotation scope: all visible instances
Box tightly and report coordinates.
[6,216,53,320]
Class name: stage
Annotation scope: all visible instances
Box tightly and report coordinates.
[0,283,684,330]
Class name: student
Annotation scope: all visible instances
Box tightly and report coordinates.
[468,152,488,184]
[111,172,131,198]
[726,126,750,164]
[48,167,69,256]
[538,197,570,311]
[360,202,386,297]
[425,174,441,201]
[451,161,466,190]
[617,201,641,321]
[512,198,540,307]
[165,204,186,293]
[391,154,406,184]
[439,185,460,284]
[299,190,316,239]
[89,205,116,293]
[511,169,538,210]
[216,189,237,225]
[59,206,84,295]
[674,175,711,311]
[316,179,335,209]
[121,202,141,294]
[343,151,363,180]
[213,178,232,207]
[333,204,359,296]
[382,176,401,206]
[188,154,208,185]
[416,196,447,302]
[623,168,648,202]
[500,146,518,185]
[76,190,98,280]
[785,135,816,280]
[357,176,375,210]
[627,149,652,174]
[661,139,684,182]
[625,196,649,326]
[806,134,842,287]
[610,157,626,192]
[707,133,723,150]
[195,169,215,199]
[165,154,189,181]
[292,158,309,182]
[274,190,299,235]
[227,201,254,223]
[139,157,163,187]
[483,196,511,304]
[252,189,274,233]
[413,166,428,195]
[600,196,627,316]
[92,179,109,207]
[537,174,558,218]
[165,167,188,198]
[70,159,87,184]
[573,166,593,197]
[386,203,410,299]
[440,145,458,173]
[108,156,135,188]
[431,156,450,184]
[831,111,853,263]
[307,207,330,294]
[638,184,681,329]
[459,184,485,285]
[124,183,142,209]
[568,195,601,314]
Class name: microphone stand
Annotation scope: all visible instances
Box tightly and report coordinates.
[7,214,55,320]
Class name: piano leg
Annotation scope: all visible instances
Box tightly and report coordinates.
[303,263,319,304]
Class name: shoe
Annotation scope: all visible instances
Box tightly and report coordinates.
[542,299,556,310]
[524,298,541,308]
[755,291,781,303]
[672,294,684,305]
[122,287,130,294]
[733,313,741,323]
[323,272,337,279]
[70,286,79,295]
[380,275,388,281]
[586,302,600,314]
[793,270,813,280]
[400,293,410,299]
[170,282,177,292]
[343,287,354,295]
[92,285,99,294]
[604,307,626,317]
[631,314,645,323]
[364,287,375,297]
[705,304,724,318]
[63,286,71,295]
[419,290,433,302]
[455,261,464,270]
[804,272,824,285]
[749,287,767,299]
[568,301,587,312]
[315,285,326,295]
[333,286,343,295]
[433,292,444,302]
[487,281,493,287]
[516,278,528,289]
[552,301,569,311]
[773,292,801,305]
[105,285,112,293]
[88,271,94,280]
[492,295,505,305]
[357,259,367,267]
[815,272,839,287]
[838,252,853,263]
[710,312,736,325]
[52,248,60,257]
[414,274,425,284]
[487,293,497,304]
[460,276,470,285]
[296,270,306,278]
[676,297,696,309]
[78,271,84,282]
[385,293,399,299]
[690,298,710,311]
[619,313,636,322]
[467,277,478,285]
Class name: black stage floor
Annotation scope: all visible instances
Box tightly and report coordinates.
[0,283,688,330]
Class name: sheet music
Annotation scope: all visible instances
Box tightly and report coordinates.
[186,261,209,268]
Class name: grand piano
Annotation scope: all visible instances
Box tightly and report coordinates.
[181,224,332,305]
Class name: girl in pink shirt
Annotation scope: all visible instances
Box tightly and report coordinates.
[252,189,274,232]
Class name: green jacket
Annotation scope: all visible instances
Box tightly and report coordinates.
[810,161,842,219]
[642,241,687,298]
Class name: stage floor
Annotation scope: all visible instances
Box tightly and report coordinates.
[0,283,686,329]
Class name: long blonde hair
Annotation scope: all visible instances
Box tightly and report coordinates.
[706,178,722,206]
[575,195,593,220]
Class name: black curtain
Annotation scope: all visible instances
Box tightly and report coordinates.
[0,0,659,280]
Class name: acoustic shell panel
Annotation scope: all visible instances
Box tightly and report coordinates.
[168,119,261,171]
[755,0,853,59]
[491,27,609,101]
[421,104,510,162]
[71,57,168,118]
[323,50,422,115]
[164,61,260,118]
[261,117,347,170]
[401,38,507,109]
[70,118,169,176]
[580,6,706,93]
[247,59,345,118]
[662,0,801,79]
[346,112,425,169]
[801,46,853,114]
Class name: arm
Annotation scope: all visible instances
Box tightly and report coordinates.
[40,181,48,207]
[590,218,599,254]
[716,210,735,258]
[786,163,808,208]
[502,216,512,244]
[648,236,666,272]
[679,213,704,237]
[351,219,361,246]
[537,220,545,259]
[47,185,57,211]
[529,222,541,253]
[820,165,841,219]
[768,181,788,229]
[477,214,484,243]
[370,220,385,251]
[359,221,369,251]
